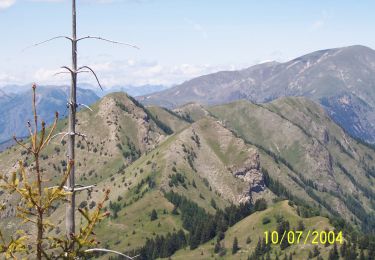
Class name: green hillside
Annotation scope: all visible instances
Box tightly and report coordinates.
[209,98,375,233]
[172,201,333,260]
[0,93,374,259]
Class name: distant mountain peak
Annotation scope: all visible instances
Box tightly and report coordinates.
[140,45,375,143]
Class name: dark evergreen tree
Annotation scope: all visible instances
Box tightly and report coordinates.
[214,241,221,253]
[312,245,320,257]
[232,237,239,254]
[109,201,121,219]
[297,220,305,231]
[277,220,290,250]
[150,209,158,221]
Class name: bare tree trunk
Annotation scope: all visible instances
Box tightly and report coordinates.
[66,0,77,241]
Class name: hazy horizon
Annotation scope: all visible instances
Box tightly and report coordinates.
[1,0,375,88]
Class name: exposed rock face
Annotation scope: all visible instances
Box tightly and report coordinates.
[229,149,265,203]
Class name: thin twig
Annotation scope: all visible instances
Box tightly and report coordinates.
[53,71,70,76]
[78,103,93,112]
[76,36,139,49]
[61,66,75,75]
[22,36,73,52]
[85,248,139,259]
[48,132,68,145]
[75,132,90,151]
[47,185,95,192]
[72,185,96,192]
[77,66,103,90]
[13,136,32,153]
[54,70,90,76]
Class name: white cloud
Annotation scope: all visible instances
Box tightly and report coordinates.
[0,0,16,9]
[25,60,241,88]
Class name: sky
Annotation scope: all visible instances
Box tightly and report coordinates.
[1,0,375,90]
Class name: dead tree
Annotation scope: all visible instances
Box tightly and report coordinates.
[62,0,137,242]
[26,0,138,257]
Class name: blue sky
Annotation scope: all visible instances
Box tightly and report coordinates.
[1,0,375,89]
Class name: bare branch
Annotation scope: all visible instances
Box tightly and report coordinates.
[77,70,90,74]
[49,132,67,140]
[76,36,139,49]
[47,184,95,192]
[13,136,32,153]
[75,132,90,151]
[78,103,93,112]
[53,71,70,76]
[54,70,90,77]
[72,184,96,192]
[77,66,103,90]
[61,66,75,74]
[84,248,139,259]
[22,36,73,52]
[40,111,59,150]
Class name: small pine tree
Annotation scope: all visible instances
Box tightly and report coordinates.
[150,209,158,221]
[297,220,305,231]
[214,242,221,253]
[232,237,239,254]
[172,205,179,215]
[0,85,111,259]
[210,198,217,209]
[313,245,320,257]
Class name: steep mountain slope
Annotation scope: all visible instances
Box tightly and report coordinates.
[208,97,375,232]
[139,45,375,144]
[0,86,99,147]
[1,93,374,259]
[0,91,166,234]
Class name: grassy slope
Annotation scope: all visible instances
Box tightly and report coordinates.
[1,93,373,259]
[208,98,375,229]
[172,201,334,260]
[92,114,276,254]
[147,106,190,133]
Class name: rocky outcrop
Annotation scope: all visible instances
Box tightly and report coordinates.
[229,150,265,203]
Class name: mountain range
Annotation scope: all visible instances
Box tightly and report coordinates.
[0,86,99,147]
[1,91,374,259]
[139,45,375,144]
[0,84,170,150]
